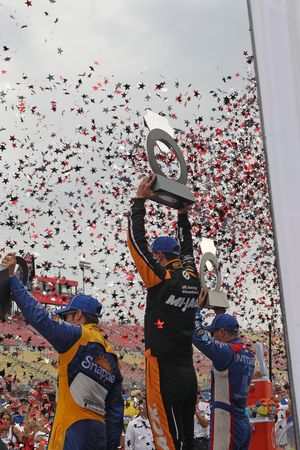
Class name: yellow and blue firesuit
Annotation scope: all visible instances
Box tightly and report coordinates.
[10,276,124,450]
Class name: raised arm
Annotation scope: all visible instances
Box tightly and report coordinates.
[127,175,170,289]
[10,276,81,354]
[2,252,81,353]
[177,205,199,278]
[192,306,234,371]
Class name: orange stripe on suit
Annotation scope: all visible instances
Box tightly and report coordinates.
[145,349,176,450]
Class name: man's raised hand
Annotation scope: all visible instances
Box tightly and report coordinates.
[198,289,208,309]
[136,174,157,200]
[1,253,17,277]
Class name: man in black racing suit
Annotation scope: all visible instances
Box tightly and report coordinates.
[127,174,201,450]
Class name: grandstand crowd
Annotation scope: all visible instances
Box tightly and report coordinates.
[0,370,292,449]
[0,377,54,449]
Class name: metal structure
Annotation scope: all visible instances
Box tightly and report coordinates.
[79,260,91,294]
[248,0,300,445]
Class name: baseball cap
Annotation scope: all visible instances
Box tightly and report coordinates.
[151,236,181,256]
[54,294,102,317]
[204,313,239,332]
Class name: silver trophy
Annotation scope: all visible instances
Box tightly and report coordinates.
[199,252,229,309]
[0,256,29,320]
[144,111,195,209]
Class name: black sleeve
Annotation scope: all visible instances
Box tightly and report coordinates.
[177,213,199,278]
[127,198,170,288]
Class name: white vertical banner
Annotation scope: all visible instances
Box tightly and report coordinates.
[248,0,300,444]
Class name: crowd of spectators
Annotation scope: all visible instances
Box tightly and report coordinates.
[0,366,294,449]
[0,377,54,449]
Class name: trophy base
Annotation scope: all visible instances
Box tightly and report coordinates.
[0,265,12,320]
[152,174,195,209]
[205,291,229,309]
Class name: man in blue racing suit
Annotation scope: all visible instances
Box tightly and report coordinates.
[2,253,124,450]
[193,292,255,450]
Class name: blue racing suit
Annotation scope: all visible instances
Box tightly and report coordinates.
[192,309,255,450]
[10,276,124,450]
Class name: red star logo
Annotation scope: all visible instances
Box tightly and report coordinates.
[155,319,165,329]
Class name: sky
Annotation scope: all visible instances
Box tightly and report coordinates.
[0,0,284,332]
[0,0,252,113]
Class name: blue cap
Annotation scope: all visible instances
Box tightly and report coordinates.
[204,314,239,332]
[54,294,102,317]
[151,236,181,256]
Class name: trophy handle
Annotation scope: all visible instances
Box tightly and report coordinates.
[199,252,222,291]
[16,256,29,285]
[146,128,188,185]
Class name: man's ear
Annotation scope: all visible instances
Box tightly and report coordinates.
[75,310,83,321]
[157,251,163,262]
[220,328,226,337]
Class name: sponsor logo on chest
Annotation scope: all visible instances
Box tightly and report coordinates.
[81,355,115,383]
[236,353,255,365]
[165,294,198,311]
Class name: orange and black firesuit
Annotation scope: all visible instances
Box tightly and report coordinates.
[128,198,201,450]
